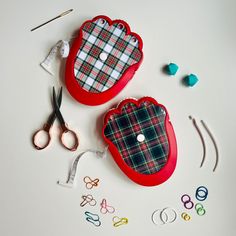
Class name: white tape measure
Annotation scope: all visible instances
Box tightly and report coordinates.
[40,40,70,75]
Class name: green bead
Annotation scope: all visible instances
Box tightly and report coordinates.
[184,74,199,87]
[165,63,179,75]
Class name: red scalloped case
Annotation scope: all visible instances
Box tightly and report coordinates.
[65,15,143,105]
[102,97,177,186]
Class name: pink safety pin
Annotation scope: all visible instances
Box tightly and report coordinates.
[100,198,115,214]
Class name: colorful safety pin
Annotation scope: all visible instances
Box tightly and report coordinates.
[85,211,101,227]
[100,198,115,214]
[112,216,128,227]
[80,194,97,207]
[83,176,100,189]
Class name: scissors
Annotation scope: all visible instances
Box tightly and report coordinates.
[33,87,79,151]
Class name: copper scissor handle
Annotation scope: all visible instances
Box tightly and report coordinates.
[60,124,79,151]
[32,123,51,150]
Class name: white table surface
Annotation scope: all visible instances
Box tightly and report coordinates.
[1,0,236,235]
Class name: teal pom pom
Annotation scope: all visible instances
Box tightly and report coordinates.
[184,74,199,87]
[165,63,179,76]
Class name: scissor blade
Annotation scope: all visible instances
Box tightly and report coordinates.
[53,87,66,125]
[46,87,62,125]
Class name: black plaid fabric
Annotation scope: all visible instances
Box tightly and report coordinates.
[104,101,170,175]
[74,18,142,93]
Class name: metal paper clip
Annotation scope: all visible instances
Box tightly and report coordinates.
[112,216,128,227]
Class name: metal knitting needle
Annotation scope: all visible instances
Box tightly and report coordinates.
[31,9,73,32]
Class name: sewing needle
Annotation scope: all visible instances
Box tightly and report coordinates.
[31,9,73,32]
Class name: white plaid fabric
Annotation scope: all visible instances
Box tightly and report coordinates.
[74,18,142,93]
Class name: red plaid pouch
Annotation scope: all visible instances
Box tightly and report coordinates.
[65,15,143,105]
[102,97,177,186]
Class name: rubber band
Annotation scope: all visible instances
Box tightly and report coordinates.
[112,216,128,227]
[57,147,107,188]
[85,211,101,227]
[189,116,206,168]
[200,120,219,172]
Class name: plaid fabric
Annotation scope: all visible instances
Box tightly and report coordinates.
[74,18,142,93]
[104,101,169,175]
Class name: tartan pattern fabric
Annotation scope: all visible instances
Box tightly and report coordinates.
[74,18,142,93]
[104,101,169,175]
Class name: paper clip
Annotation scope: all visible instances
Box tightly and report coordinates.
[100,198,115,214]
[80,194,97,207]
[83,176,100,189]
[85,211,101,227]
[112,216,128,227]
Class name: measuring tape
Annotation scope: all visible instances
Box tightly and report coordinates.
[40,40,70,75]
[57,147,107,188]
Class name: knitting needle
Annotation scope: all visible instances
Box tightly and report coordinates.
[31,9,73,32]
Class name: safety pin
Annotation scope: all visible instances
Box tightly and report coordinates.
[100,199,115,214]
[85,211,101,227]
[80,194,97,207]
[83,176,100,189]
[112,216,128,227]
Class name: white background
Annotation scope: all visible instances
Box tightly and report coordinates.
[1,0,236,235]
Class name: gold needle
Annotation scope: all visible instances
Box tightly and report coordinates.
[31,9,73,32]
